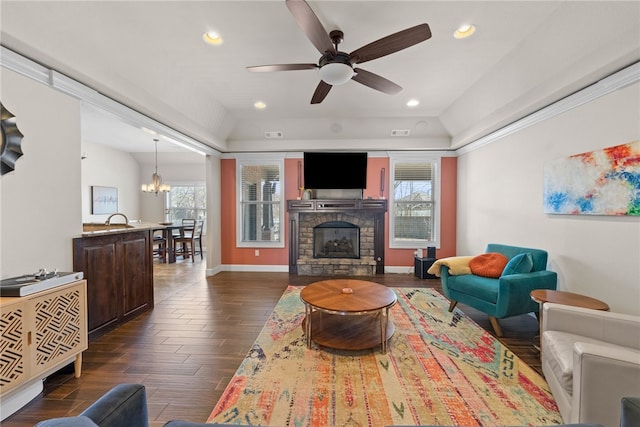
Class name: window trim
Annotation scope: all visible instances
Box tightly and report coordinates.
[235,154,285,248]
[388,153,441,249]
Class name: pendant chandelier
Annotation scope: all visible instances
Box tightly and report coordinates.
[141,138,171,195]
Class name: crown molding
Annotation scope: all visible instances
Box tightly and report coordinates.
[1,46,218,157]
[0,46,49,84]
[456,61,640,156]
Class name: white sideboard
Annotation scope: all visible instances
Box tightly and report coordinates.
[0,280,88,420]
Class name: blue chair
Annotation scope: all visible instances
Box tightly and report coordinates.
[440,243,557,336]
[35,384,229,426]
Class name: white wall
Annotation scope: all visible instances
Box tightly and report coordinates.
[138,159,206,223]
[0,69,82,278]
[205,154,221,275]
[81,142,141,223]
[457,82,640,315]
[155,160,206,182]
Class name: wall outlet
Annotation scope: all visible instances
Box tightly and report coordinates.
[254,249,259,256]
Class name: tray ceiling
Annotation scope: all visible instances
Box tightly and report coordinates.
[1,1,639,156]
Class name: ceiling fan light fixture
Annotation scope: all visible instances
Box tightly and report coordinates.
[318,52,354,86]
[454,24,476,39]
[246,0,433,103]
[319,62,354,86]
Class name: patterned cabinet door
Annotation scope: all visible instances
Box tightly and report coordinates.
[0,299,30,395]
[30,282,88,377]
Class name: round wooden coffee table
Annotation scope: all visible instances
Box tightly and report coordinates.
[300,279,397,353]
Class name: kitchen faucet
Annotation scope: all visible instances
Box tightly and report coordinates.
[105,213,129,226]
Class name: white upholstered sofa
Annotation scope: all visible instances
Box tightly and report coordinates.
[541,302,640,427]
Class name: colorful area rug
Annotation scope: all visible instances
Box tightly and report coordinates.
[208,286,561,426]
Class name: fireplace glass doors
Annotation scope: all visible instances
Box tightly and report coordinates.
[313,221,360,259]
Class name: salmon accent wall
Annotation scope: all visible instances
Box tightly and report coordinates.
[220,158,234,265]
[220,155,457,268]
[439,156,457,258]
[383,156,457,267]
[220,158,289,266]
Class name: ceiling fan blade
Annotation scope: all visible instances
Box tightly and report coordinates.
[247,64,318,72]
[286,0,335,55]
[311,80,332,104]
[350,23,432,64]
[352,68,402,95]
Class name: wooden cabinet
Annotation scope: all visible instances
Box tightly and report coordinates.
[73,229,153,339]
[0,299,29,394]
[0,280,88,397]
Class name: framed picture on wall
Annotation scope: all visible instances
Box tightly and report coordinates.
[91,186,118,214]
[543,140,640,216]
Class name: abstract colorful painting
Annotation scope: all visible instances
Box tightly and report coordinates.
[543,141,640,215]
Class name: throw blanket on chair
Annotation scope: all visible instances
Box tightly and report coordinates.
[427,256,473,277]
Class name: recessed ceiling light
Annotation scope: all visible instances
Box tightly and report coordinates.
[202,31,223,45]
[454,24,476,39]
[254,101,267,109]
[407,99,420,107]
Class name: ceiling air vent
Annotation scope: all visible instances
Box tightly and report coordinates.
[265,131,283,139]
[391,129,410,137]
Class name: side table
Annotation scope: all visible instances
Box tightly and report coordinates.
[414,257,437,279]
[530,289,609,350]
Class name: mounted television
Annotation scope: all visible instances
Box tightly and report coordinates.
[303,152,367,189]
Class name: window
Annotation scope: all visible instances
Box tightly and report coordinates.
[236,156,284,247]
[389,154,440,248]
[166,184,206,224]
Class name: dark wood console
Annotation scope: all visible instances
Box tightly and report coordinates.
[73,229,154,339]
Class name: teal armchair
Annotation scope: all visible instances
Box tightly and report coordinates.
[440,243,557,336]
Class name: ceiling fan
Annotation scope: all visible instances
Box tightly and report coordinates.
[246,0,432,104]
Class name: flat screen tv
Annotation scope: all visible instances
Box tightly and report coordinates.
[303,152,367,189]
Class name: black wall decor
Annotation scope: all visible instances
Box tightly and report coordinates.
[0,102,24,175]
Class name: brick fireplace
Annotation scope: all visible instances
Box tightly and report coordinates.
[287,199,386,275]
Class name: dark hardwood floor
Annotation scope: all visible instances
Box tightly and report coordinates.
[3,259,541,426]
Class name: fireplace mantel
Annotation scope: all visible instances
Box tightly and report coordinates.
[288,199,386,213]
[287,199,387,275]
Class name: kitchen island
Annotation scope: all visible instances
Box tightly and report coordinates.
[73,222,159,339]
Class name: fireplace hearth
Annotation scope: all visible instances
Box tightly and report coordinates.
[287,199,387,275]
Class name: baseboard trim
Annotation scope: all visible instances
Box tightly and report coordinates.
[218,264,289,273]
[207,265,428,275]
[0,379,43,421]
